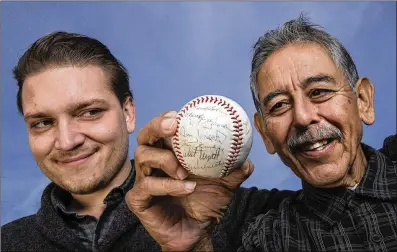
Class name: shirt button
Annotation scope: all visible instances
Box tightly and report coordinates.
[371,233,382,243]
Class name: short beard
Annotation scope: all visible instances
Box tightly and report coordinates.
[71,145,129,195]
[41,140,130,195]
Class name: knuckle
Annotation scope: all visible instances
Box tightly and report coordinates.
[160,178,172,188]
[142,176,152,185]
[147,135,159,145]
[137,128,145,144]
[125,189,137,206]
[140,177,153,190]
[134,146,148,165]
[159,152,175,168]
[155,153,177,176]
[137,118,162,145]
[148,119,161,134]
[161,178,181,192]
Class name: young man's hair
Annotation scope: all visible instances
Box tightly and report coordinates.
[13,31,133,114]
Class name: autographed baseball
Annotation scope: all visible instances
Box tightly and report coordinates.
[172,95,253,178]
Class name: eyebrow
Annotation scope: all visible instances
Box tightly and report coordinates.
[24,98,108,121]
[262,74,336,107]
[262,89,289,107]
[302,74,336,89]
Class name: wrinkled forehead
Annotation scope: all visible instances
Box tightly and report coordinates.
[256,43,341,94]
[22,66,115,115]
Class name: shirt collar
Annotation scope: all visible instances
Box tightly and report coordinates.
[355,143,397,200]
[302,141,397,226]
[51,160,136,217]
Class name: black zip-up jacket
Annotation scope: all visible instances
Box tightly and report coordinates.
[1,163,293,252]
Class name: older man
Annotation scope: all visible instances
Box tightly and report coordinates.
[127,15,397,251]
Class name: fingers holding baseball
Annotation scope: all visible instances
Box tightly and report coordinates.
[137,111,178,146]
[219,159,254,190]
[134,144,188,181]
[126,176,196,212]
[186,159,254,189]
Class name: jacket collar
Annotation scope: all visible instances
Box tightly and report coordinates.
[36,160,138,252]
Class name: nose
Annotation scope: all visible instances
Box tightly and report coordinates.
[292,97,320,130]
[54,118,85,151]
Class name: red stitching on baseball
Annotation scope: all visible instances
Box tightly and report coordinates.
[173,95,244,177]
[173,97,212,171]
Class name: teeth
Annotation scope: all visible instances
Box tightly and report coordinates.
[302,140,328,151]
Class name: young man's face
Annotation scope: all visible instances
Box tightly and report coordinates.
[22,66,136,194]
[254,43,375,188]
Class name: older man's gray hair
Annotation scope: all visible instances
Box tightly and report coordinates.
[250,13,359,116]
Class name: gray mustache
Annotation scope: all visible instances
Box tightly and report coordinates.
[287,125,343,152]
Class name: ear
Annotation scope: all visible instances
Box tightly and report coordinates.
[254,112,276,154]
[355,77,375,125]
[122,96,136,133]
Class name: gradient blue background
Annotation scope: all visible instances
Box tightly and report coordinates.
[1,2,396,225]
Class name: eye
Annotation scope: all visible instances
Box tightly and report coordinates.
[310,89,332,97]
[269,101,290,114]
[31,119,53,129]
[79,109,103,119]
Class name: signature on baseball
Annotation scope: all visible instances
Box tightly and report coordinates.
[177,107,233,170]
[184,111,233,132]
[180,127,227,144]
[173,95,253,177]
[182,143,224,163]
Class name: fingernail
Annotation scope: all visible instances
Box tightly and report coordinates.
[184,181,196,191]
[177,168,188,180]
[163,111,177,117]
[162,111,177,130]
[162,117,176,130]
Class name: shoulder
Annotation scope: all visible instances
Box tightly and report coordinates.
[1,215,40,249]
[233,186,301,231]
[217,187,300,251]
[234,186,300,212]
[236,187,304,231]
[2,214,37,232]
[230,186,300,226]
[379,134,397,162]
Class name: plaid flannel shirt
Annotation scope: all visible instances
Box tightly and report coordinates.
[240,135,397,252]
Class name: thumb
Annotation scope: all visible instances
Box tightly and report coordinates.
[221,159,254,190]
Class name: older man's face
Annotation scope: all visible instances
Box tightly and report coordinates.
[254,42,375,187]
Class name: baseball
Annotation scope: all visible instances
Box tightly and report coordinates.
[172,95,253,178]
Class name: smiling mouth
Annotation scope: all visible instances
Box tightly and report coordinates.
[292,138,337,154]
[56,152,95,165]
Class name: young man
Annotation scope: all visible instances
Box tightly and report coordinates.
[127,15,397,252]
[1,32,279,252]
